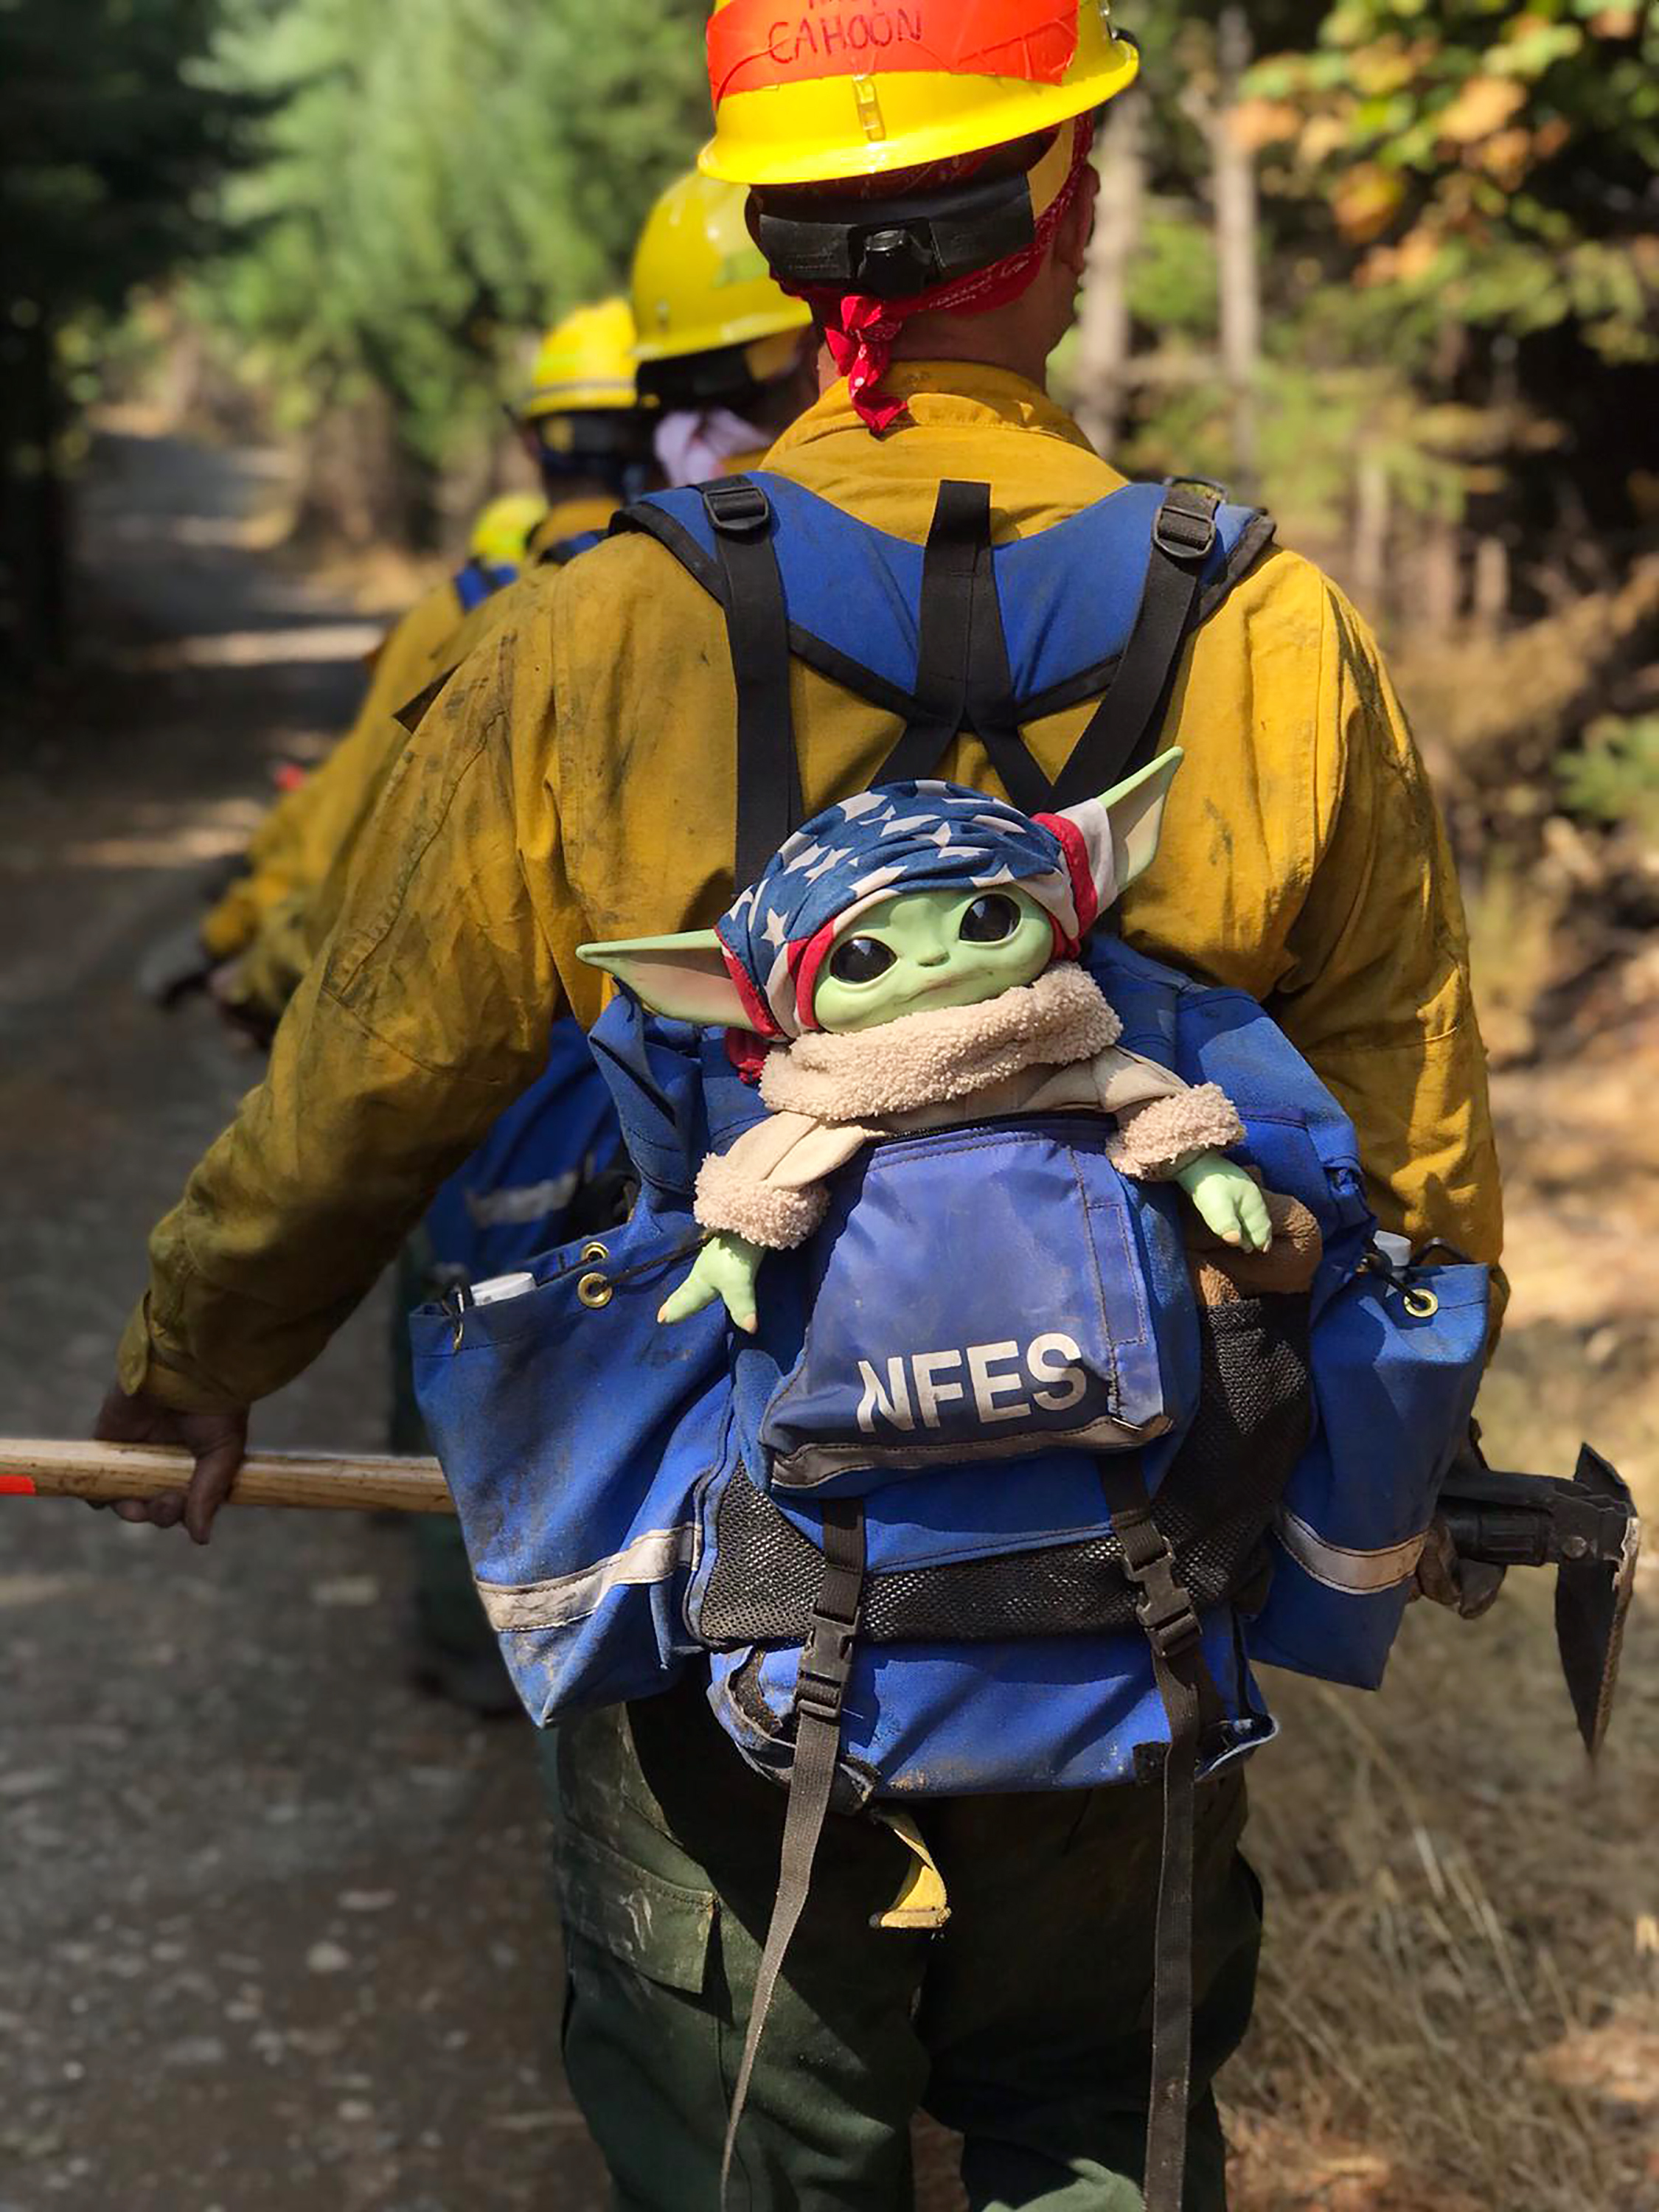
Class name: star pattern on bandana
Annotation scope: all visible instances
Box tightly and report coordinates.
[714,781,1086,1040]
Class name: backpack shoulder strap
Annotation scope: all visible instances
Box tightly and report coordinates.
[451,557,517,614]
[1049,479,1230,807]
[613,475,802,887]
[536,528,604,568]
[613,473,925,723]
[703,478,804,888]
[872,479,1057,815]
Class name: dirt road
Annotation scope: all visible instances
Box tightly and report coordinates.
[1,426,606,2212]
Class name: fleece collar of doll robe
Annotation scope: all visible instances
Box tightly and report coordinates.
[715,780,1108,1042]
[692,964,1245,1250]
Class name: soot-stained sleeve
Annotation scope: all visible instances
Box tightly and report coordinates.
[1277,583,1506,1318]
[118,612,571,1409]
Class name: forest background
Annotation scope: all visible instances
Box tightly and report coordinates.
[1,3,1658,2207]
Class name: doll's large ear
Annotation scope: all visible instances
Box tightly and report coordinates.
[577,930,761,1029]
[1055,747,1184,908]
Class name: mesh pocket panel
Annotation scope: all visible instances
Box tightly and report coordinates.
[699,1466,824,1642]
[697,1294,1312,1649]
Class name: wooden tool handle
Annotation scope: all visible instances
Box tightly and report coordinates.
[0,1439,456,1516]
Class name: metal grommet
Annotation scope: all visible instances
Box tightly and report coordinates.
[1403,1286,1439,1318]
[577,1271,613,1310]
[580,1240,610,1265]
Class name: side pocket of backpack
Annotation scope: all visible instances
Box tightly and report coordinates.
[408,1201,729,1723]
[1244,1256,1489,1690]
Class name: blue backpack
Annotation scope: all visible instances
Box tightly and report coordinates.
[410,472,1489,2206]
[421,1018,623,1285]
[451,553,520,614]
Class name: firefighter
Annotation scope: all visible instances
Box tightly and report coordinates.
[99,6,1501,2202]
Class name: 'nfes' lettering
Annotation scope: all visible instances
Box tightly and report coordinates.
[856,1335,1089,1435]
[768,7,923,66]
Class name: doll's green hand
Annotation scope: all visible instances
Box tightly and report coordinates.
[657,1231,765,1332]
[1174,1153,1273,1252]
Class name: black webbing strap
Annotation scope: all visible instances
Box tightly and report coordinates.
[964,529,1055,817]
[876,479,1056,811]
[719,1500,866,2209]
[1098,1459,1219,2212]
[701,477,804,888]
[1051,481,1222,810]
[875,480,984,785]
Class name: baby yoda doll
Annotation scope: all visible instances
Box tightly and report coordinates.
[580,754,1272,1335]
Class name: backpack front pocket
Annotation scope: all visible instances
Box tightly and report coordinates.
[758,1116,1197,1494]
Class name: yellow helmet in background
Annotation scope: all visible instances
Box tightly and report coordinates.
[630,170,811,371]
[699,0,1139,187]
[518,297,639,420]
[468,493,549,571]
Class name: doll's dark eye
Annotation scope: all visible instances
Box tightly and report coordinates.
[959,894,1020,943]
[829,935,896,985]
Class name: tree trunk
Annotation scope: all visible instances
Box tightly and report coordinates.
[0,306,69,689]
[1074,89,1146,462]
[1416,515,1463,636]
[1472,534,1510,633]
[293,389,436,554]
[1211,6,1261,494]
[1352,446,1391,622]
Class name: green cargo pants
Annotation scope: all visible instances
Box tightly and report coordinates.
[540,1677,1262,2211]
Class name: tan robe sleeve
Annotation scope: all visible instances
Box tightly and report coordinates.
[1093,1050,1246,1181]
[693,1113,875,1248]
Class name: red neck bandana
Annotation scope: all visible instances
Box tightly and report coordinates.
[797,118,1093,432]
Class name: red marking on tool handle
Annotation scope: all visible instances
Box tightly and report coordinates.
[0,1474,38,1495]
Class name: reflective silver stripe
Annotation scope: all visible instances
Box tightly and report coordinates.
[465,1169,581,1229]
[1275,1508,1428,1594]
[479,1525,698,1632]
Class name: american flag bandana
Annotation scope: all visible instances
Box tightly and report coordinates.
[715,780,1111,1039]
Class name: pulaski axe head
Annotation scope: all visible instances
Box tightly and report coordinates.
[1554,1446,1641,1758]
[1439,1441,1641,1758]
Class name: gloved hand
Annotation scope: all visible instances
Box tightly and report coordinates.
[92,1384,249,1545]
[206,959,278,1049]
[1411,1514,1506,1619]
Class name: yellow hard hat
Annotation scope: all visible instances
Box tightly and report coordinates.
[468,493,549,570]
[519,298,639,419]
[631,171,811,366]
[700,0,1139,187]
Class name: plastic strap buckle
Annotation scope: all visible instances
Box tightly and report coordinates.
[796,1604,860,1725]
[1152,481,1221,563]
[1135,1576,1204,1663]
[1116,1507,1204,1661]
[703,481,773,539]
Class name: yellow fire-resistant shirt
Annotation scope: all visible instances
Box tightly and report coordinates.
[121,366,1502,1410]
[198,493,619,968]
[228,467,775,1021]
